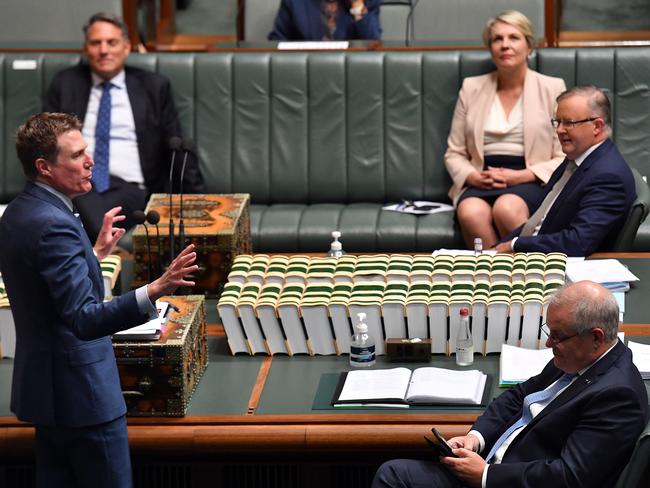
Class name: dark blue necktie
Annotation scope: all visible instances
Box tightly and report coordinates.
[485,373,575,462]
[93,81,112,193]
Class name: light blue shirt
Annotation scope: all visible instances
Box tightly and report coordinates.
[82,70,144,186]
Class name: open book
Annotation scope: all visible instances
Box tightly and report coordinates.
[332,367,487,407]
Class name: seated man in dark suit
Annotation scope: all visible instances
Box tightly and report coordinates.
[491,85,635,256]
[44,12,205,242]
[373,281,648,488]
[269,0,381,41]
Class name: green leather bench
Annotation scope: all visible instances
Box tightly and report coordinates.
[1,48,650,252]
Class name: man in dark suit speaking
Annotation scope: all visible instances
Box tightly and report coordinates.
[44,12,204,241]
[493,85,635,256]
[372,281,648,488]
[0,112,198,487]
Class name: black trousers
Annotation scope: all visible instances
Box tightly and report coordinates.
[34,415,132,488]
[73,176,148,243]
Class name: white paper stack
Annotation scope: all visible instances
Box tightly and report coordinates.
[499,343,554,386]
[113,301,170,341]
[628,341,650,379]
[565,259,638,293]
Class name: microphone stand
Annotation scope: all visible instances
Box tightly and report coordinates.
[132,210,152,283]
[168,137,182,263]
[146,210,162,278]
[405,0,419,47]
[178,140,192,251]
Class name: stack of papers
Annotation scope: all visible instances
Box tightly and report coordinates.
[499,344,554,387]
[628,341,650,379]
[565,259,639,293]
[113,301,170,341]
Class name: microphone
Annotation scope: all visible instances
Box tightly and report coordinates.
[405,0,419,47]
[132,210,152,284]
[145,210,162,277]
[178,138,193,251]
[168,136,183,263]
[235,0,245,47]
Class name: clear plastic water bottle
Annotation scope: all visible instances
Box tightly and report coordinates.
[327,231,345,258]
[456,307,474,366]
[350,312,375,368]
[473,237,483,255]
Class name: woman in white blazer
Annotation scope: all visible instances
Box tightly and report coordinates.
[445,10,566,248]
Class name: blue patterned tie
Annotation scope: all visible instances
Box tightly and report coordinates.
[485,373,575,462]
[93,81,112,193]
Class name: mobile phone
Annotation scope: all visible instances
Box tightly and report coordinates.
[423,428,458,458]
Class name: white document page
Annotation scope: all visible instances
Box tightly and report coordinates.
[628,341,650,376]
[406,367,487,404]
[277,41,349,50]
[338,367,411,402]
[565,259,638,283]
[500,344,553,384]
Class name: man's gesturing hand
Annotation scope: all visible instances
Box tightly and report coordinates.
[147,244,198,301]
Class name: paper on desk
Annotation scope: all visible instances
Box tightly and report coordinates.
[277,41,349,50]
[113,301,170,339]
[432,249,497,256]
[383,201,454,215]
[565,259,638,284]
[499,344,554,386]
[628,341,650,379]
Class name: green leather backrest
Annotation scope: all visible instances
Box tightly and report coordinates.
[2,48,650,207]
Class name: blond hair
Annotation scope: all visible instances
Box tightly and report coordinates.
[482,10,535,49]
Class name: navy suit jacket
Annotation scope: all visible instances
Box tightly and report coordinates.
[268,0,381,41]
[505,139,635,256]
[0,183,152,427]
[44,64,205,194]
[473,341,648,488]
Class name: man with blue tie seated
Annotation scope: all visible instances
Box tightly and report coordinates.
[372,281,649,488]
[45,12,205,242]
[0,112,198,487]
[492,85,635,257]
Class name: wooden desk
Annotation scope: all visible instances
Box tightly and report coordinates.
[2,254,650,487]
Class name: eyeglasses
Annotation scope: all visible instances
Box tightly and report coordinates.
[539,323,583,345]
[550,117,598,129]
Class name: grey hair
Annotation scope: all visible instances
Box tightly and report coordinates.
[548,283,619,341]
[557,85,612,134]
[83,12,129,39]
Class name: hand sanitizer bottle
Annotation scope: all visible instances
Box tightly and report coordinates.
[350,312,375,368]
[473,237,483,255]
[456,307,474,366]
[327,231,345,258]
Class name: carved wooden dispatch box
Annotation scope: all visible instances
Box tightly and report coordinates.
[132,193,252,298]
[112,295,207,416]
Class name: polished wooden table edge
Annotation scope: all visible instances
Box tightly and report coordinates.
[0,414,477,455]
[0,413,478,427]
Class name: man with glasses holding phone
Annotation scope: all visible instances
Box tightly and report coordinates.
[373,281,648,488]
[491,85,635,256]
